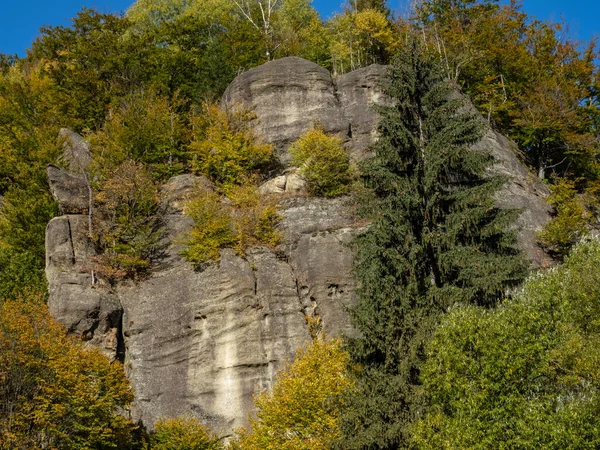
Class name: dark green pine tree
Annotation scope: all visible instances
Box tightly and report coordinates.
[337,38,528,449]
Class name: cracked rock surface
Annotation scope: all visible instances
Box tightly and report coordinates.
[46,178,358,434]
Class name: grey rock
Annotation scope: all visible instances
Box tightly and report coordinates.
[59,128,92,173]
[47,165,90,214]
[160,174,213,214]
[279,196,357,245]
[475,129,553,267]
[289,227,358,338]
[222,57,348,165]
[45,215,122,358]
[222,58,390,166]
[337,64,388,160]
[45,189,359,434]
[119,248,311,434]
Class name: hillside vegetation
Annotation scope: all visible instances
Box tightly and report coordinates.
[1,0,599,448]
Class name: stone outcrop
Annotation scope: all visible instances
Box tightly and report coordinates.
[224,57,552,267]
[46,132,358,433]
[46,58,554,437]
[222,57,347,166]
[222,56,387,165]
[47,165,90,214]
[336,64,388,160]
[59,127,92,173]
[477,129,553,267]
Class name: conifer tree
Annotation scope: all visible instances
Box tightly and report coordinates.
[337,37,528,449]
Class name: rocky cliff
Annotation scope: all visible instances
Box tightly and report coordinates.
[46,57,552,435]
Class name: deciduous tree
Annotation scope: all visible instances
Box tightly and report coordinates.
[0,295,135,449]
[236,338,353,450]
[412,237,600,449]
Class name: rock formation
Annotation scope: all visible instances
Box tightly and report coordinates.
[222,57,387,164]
[46,57,552,436]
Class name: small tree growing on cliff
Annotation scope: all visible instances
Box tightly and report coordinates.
[338,37,528,449]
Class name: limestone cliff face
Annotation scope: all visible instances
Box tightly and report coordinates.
[46,57,552,435]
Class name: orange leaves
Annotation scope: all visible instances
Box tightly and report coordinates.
[0,296,134,449]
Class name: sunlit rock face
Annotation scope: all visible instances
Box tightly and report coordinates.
[222,56,387,166]
[46,130,359,433]
[46,57,552,436]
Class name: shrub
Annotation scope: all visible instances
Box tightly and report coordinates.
[411,237,600,449]
[188,103,273,189]
[227,182,281,255]
[182,182,281,268]
[290,128,352,197]
[181,190,237,267]
[93,160,165,282]
[539,178,591,257]
[150,417,223,450]
[235,338,353,450]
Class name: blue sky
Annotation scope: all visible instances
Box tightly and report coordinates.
[0,0,598,57]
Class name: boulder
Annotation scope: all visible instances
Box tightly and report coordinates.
[46,165,90,214]
[222,57,348,165]
[59,128,92,173]
[258,171,308,196]
[258,175,287,195]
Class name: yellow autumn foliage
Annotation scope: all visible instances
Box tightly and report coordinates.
[235,338,353,450]
[0,295,134,449]
[189,103,273,190]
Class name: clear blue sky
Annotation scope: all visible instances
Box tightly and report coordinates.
[0,0,598,57]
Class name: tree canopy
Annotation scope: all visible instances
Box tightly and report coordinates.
[413,237,600,449]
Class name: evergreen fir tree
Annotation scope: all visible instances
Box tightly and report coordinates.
[337,37,528,449]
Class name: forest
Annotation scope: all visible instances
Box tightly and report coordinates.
[1,0,600,448]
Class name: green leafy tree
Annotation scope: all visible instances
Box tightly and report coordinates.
[0,54,18,72]
[414,0,600,181]
[0,65,62,300]
[290,128,353,197]
[89,90,188,180]
[272,0,331,66]
[353,0,390,16]
[29,8,153,132]
[412,237,600,449]
[329,8,398,74]
[338,38,527,449]
[0,294,135,449]
[188,103,273,189]
[538,178,592,258]
[236,338,353,450]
